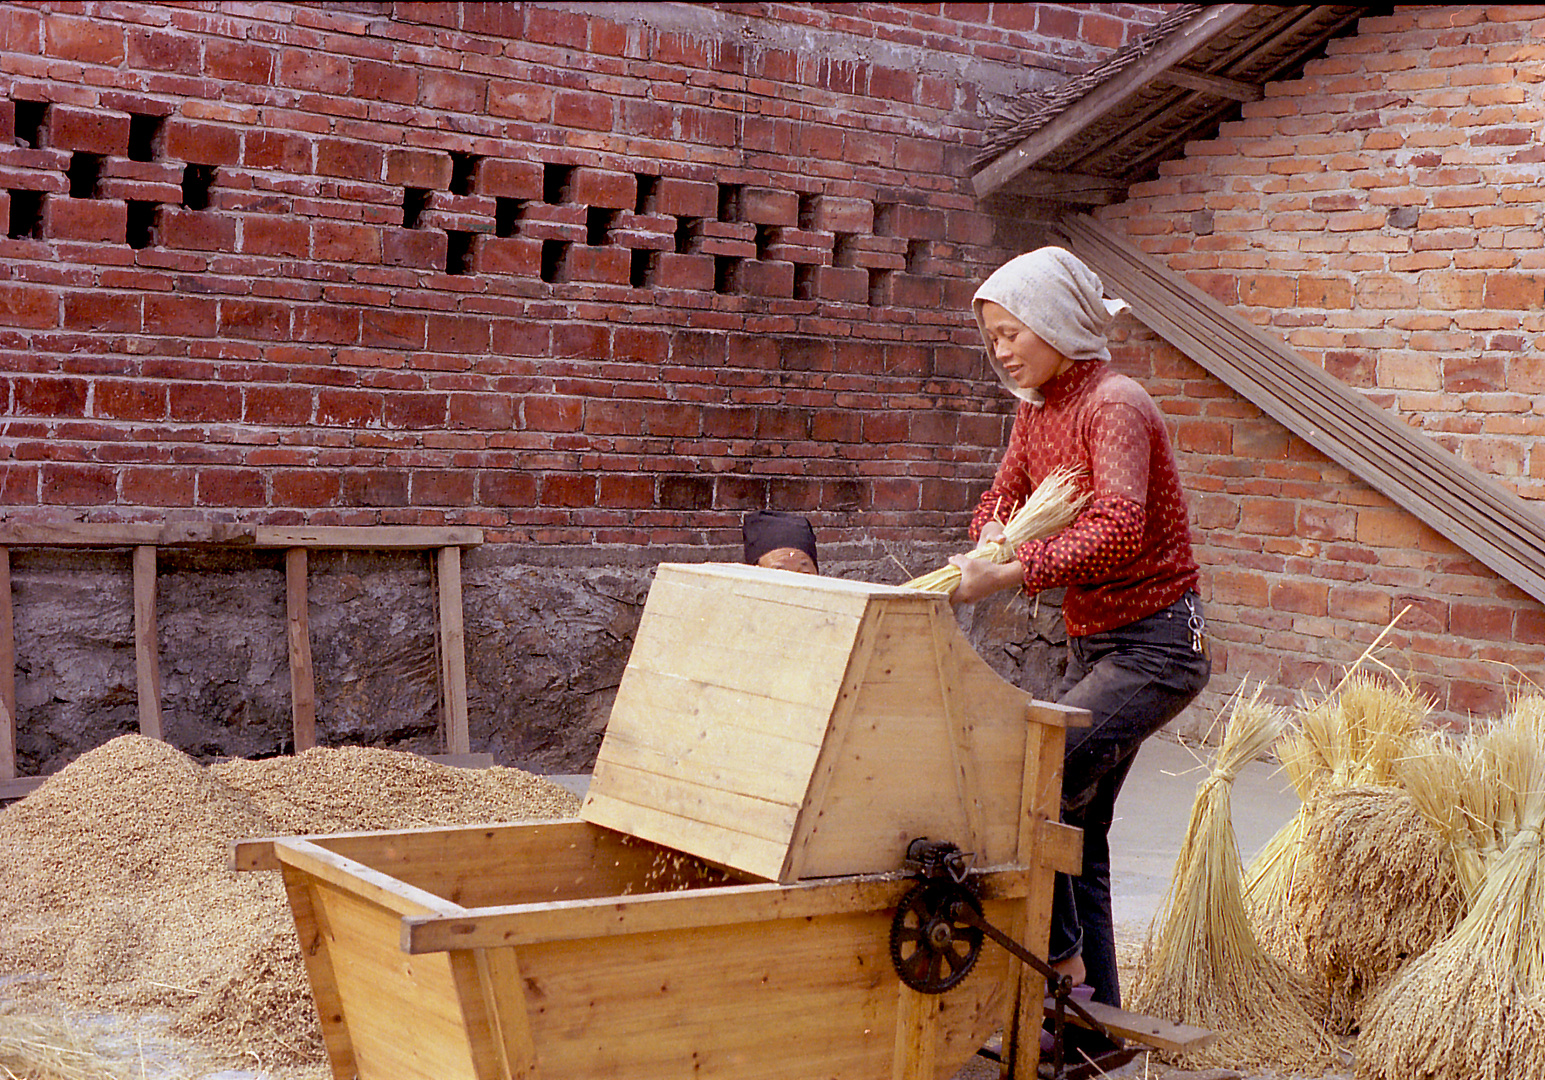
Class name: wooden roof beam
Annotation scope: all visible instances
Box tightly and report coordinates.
[972,4,1259,198]
[996,169,1129,205]
[1154,67,1263,101]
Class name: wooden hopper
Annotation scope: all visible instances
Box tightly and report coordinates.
[583,563,1069,883]
[237,564,1087,1080]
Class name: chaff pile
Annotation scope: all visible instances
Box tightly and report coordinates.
[1130,685,1340,1072]
[0,735,580,1077]
[904,468,1088,594]
[1357,697,1545,1080]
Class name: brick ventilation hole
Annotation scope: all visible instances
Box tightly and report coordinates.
[586,207,616,246]
[717,182,742,221]
[714,255,741,294]
[7,190,43,239]
[630,249,654,288]
[542,163,574,204]
[634,174,658,213]
[495,197,523,237]
[832,233,857,267]
[873,202,896,235]
[797,192,818,230]
[868,267,892,306]
[674,216,701,254]
[446,230,475,275]
[541,239,569,283]
[755,224,775,260]
[793,263,816,300]
[448,151,480,196]
[12,100,46,148]
[126,201,157,249]
[127,114,163,162]
[402,186,430,228]
[68,152,103,199]
[905,238,926,274]
[181,164,215,210]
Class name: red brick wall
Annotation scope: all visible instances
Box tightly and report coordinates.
[1099,5,1545,731]
[0,1,1167,551]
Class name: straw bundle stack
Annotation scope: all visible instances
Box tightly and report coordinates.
[1291,785,1463,1031]
[1356,698,1545,1080]
[1130,686,1341,1072]
[903,468,1088,594]
[1244,669,1430,985]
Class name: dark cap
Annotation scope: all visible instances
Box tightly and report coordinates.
[742,510,818,572]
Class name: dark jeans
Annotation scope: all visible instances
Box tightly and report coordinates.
[1047,591,1210,1010]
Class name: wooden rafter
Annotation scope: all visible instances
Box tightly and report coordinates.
[973,4,1258,197]
[1058,214,1545,607]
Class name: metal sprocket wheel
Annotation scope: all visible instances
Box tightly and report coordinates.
[889,879,984,994]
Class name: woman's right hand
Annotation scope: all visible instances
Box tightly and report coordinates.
[949,553,1022,605]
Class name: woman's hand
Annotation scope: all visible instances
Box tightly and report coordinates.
[949,553,1023,605]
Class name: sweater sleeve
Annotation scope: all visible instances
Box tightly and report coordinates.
[1013,399,1154,593]
[1013,493,1147,593]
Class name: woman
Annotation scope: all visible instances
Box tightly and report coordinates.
[949,247,1210,1050]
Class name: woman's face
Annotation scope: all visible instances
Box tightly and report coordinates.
[980,301,1073,390]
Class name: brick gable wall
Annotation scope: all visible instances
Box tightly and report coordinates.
[0,1,1165,550]
[1099,5,1545,731]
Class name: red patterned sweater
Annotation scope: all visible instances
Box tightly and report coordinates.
[969,361,1200,637]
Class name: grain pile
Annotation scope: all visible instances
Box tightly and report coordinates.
[0,734,581,1074]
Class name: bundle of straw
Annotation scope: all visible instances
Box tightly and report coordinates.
[1245,664,1429,979]
[1290,785,1463,1031]
[1130,685,1341,1072]
[903,468,1088,594]
[1356,701,1545,1080]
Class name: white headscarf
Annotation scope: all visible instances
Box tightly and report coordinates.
[973,247,1131,405]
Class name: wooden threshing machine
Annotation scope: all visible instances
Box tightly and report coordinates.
[237,563,1135,1080]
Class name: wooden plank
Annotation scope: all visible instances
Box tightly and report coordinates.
[932,606,988,858]
[0,521,256,546]
[972,4,1258,196]
[892,986,941,1080]
[279,869,359,1080]
[286,548,318,752]
[999,168,1129,205]
[1008,710,1071,1080]
[132,545,164,741]
[405,872,928,952]
[0,775,44,800]
[1043,997,1216,1054]
[234,819,734,904]
[581,790,798,883]
[0,547,14,782]
[254,525,483,549]
[273,837,464,917]
[472,947,538,1080]
[1155,65,1263,101]
[436,546,471,756]
[309,877,480,1080]
[583,759,801,847]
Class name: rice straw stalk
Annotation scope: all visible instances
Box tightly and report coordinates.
[1130,683,1342,1072]
[904,467,1088,594]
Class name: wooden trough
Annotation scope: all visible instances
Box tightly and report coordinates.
[236,564,1088,1080]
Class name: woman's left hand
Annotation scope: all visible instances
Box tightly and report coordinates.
[949,554,1023,605]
